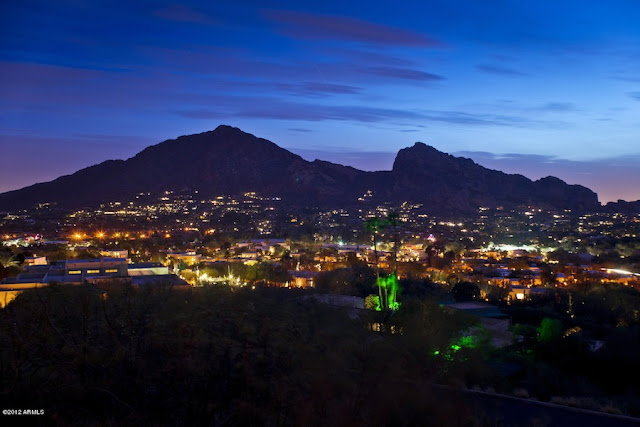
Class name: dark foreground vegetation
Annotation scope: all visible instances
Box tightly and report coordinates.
[1,284,489,425]
[2,283,640,425]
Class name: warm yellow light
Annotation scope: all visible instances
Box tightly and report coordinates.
[96,231,105,238]
[165,233,171,238]
[73,233,82,240]
[140,234,146,238]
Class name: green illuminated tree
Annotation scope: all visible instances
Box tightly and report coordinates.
[537,317,563,343]
[365,216,386,305]
[377,274,400,311]
[364,214,404,313]
[385,211,401,310]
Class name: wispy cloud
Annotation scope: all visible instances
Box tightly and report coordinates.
[422,111,519,126]
[361,66,444,81]
[175,98,563,129]
[534,102,577,112]
[276,82,361,96]
[420,110,562,128]
[476,64,526,76]
[319,47,417,67]
[205,80,362,97]
[176,101,426,123]
[264,10,441,46]
[629,91,640,101]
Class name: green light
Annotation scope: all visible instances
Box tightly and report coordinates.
[433,350,440,355]
[450,344,461,351]
[457,335,477,348]
[375,274,401,311]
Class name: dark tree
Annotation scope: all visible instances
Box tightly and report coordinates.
[451,281,480,302]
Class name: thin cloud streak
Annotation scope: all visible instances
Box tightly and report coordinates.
[264,10,442,46]
[176,102,426,123]
[534,102,578,112]
[361,66,445,81]
[476,64,527,76]
[175,98,561,128]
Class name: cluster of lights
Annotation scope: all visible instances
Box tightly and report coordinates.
[71,230,158,240]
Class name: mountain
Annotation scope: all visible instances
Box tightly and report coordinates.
[602,200,640,214]
[0,125,600,213]
[388,143,599,212]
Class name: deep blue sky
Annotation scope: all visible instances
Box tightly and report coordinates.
[1,0,639,203]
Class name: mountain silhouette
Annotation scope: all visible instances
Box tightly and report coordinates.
[0,125,600,213]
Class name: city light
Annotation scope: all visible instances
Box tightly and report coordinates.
[604,268,640,277]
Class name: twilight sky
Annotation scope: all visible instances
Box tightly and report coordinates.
[1,0,639,203]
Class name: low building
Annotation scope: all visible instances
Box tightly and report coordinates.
[128,262,185,286]
[24,256,48,266]
[62,258,129,283]
[288,270,318,288]
[128,262,170,276]
[1,258,186,306]
[167,251,202,265]
[508,285,552,301]
[100,249,129,259]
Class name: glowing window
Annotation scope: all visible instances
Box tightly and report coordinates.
[68,270,81,275]
[87,270,100,274]
[105,269,119,273]
[516,293,525,300]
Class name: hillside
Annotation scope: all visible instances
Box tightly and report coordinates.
[0,126,600,213]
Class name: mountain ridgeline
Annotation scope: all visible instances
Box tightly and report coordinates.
[0,125,600,213]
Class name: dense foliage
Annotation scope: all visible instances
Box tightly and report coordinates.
[0,284,489,425]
